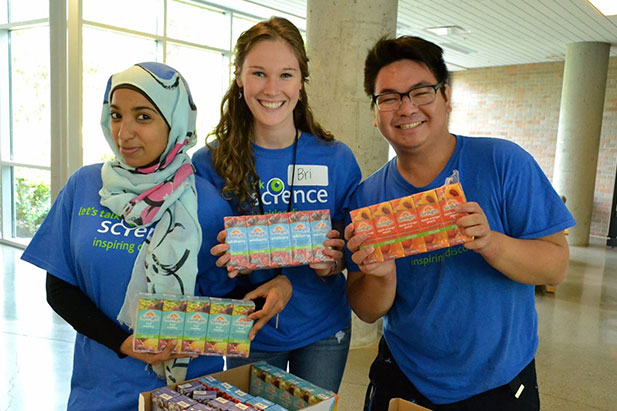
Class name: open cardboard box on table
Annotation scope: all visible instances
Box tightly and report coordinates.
[139,364,338,411]
[388,398,432,411]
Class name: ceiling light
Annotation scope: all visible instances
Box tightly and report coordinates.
[424,25,468,36]
[586,0,617,15]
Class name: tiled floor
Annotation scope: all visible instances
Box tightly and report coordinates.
[2,238,617,410]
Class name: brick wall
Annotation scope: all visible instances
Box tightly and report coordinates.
[449,57,617,238]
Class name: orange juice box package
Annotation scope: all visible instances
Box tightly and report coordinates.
[181,296,210,355]
[157,296,187,354]
[227,300,255,358]
[267,212,293,268]
[289,211,312,265]
[309,209,334,263]
[246,214,271,270]
[350,207,383,264]
[205,298,233,356]
[436,182,473,246]
[369,201,405,261]
[133,293,163,353]
[412,189,450,252]
[224,216,249,271]
[390,196,427,256]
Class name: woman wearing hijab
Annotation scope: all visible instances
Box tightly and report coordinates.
[21,62,233,411]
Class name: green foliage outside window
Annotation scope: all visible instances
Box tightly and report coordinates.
[15,177,50,238]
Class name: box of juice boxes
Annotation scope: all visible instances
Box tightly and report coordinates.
[224,210,333,272]
[133,294,254,357]
[350,182,472,263]
[139,363,338,411]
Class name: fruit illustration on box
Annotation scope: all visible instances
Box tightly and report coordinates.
[412,189,449,251]
[350,207,383,264]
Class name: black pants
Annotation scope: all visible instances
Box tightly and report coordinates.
[365,338,540,411]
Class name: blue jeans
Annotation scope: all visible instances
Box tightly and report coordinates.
[226,324,351,393]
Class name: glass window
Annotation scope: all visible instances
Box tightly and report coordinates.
[0,1,7,24]
[82,26,158,165]
[11,26,50,167]
[167,0,229,50]
[14,166,50,241]
[166,43,229,153]
[83,0,163,35]
[9,0,48,22]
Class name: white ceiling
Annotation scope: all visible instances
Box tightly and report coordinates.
[249,0,617,70]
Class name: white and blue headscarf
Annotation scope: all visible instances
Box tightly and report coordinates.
[99,62,200,383]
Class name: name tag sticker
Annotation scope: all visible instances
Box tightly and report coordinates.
[288,165,329,186]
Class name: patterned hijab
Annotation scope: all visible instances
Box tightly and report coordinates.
[99,62,200,383]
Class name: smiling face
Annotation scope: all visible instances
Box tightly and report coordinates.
[373,59,452,156]
[109,87,169,168]
[236,38,302,140]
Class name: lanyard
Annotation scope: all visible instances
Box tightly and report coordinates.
[255,126,299,214]
[252,127,299,330]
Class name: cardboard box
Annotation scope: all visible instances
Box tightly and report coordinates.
[139,364,338,411]
[388,398,432,411]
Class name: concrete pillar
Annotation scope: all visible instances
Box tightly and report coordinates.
[306,0,398,347]
[554,42,610,246]
[306,0,397,179]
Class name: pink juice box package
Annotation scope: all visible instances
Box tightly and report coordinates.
[133,293,163,353]
[224,216,249,271]
[246,215,271,270]
[181,296,210,355]
[158,295,187,354]
[289,211,312,265]
[227,300,255,358]
[205,298,233,356]
[267,213,293,268]
[309,209,333,263]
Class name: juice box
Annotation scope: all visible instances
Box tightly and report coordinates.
[267,213,293,268]
[227,300,255,358]
[133,293,163,353]
[390,196,427,256]
[158,296,187,353]
[168,395,196,411]
[309,209,333,263]
[436,183,473,246]
[289,211,312,265]
[369,201,405,261]
[350,207,383,264]
[181,296,210,355]
[412,189,449,252]
[205,298,233,355]
[246,215,271,270]
[225,216,249,271]
[151,387,180,411]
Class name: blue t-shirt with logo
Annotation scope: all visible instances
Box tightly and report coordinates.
[21,164,233,411]
[346,135,576,404]
[192,132,362,351]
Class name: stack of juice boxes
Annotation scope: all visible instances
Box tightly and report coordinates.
[350,182,472,264]
[150,372,294,410]
[133,293,255,357]
[249,362,336,410]
[224,210,333,272]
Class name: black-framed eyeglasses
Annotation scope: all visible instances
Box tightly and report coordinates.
[372,83,444,112]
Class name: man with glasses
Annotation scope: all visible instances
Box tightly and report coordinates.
[344,36,575,410]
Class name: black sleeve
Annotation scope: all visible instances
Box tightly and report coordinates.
[46,273,130,358]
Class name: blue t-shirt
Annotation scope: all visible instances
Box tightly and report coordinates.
[346,135,576,404]
[192,132,362,351]
[21,164,233,411]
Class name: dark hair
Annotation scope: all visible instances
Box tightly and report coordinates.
[207,16,333,212]
[364,36,450,99]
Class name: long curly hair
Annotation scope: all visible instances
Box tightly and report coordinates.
[207,16,334,212]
